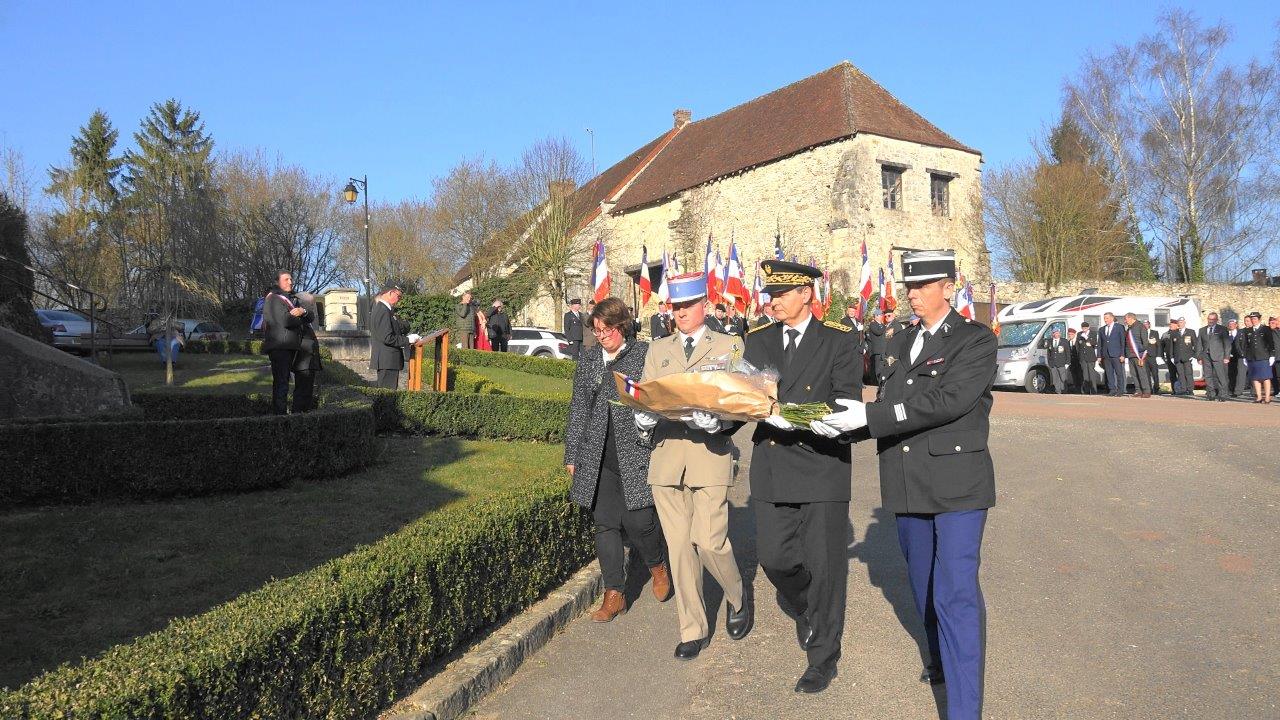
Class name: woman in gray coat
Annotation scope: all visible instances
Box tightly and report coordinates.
[565,298,671,622]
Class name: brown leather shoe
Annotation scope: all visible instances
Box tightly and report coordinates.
[649,563,673,602]
[591,589,627,622]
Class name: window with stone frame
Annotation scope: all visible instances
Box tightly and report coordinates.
[881,165,904,210]
[930,173,951,216]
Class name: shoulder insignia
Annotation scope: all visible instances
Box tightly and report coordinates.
[823,320,851,333]
[747,323,772,335]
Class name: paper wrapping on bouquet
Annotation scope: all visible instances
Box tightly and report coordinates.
[612,370,778,422]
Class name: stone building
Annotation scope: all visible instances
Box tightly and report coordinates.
[460,62,985,330]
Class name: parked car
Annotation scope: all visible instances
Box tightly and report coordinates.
[507,326,571,359]
[128,318,229,342]
[35,309,108,354]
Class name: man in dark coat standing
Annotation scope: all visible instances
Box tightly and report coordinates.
[1198,312,1231,401]
[1169,318,1199,396]
[864,311,889,384]
[649,301,672,339]
[821,249,996,720]
[262,271,311,415]
[488,299,511,352]
[1227,318,1247,397]
[370,286,419,389]
[1143,320,1162,395]
[454,291,476,349]
[291,291,323,413]
[1074,322,1098,394]
[1123,313,1151,397]
[1045,327,1071,393]
[744,260,861,694]
[563,298,584,358]
[1098,312,1126,396]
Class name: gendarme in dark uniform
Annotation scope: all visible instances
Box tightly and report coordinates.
[824,249,996,720]
[743,260,861,694]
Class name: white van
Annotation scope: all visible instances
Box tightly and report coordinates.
[994,293,1203,392]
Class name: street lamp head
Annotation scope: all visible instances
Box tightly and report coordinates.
[342,181,359,204]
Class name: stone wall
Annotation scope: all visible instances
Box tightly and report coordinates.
[0,326,130,420]
[525,133,984,330]
[995,280,1280,321]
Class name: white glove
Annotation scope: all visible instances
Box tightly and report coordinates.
[684,410,721,433]
[763,414,794,431]
[821,399,868,433]
[1271,357,1275,366]
[407,333,422,344]
[809,420,841,438]
[634,410,661,431]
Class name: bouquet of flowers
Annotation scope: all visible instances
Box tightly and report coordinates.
[612,352,781,422]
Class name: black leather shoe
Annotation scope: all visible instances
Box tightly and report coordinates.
[726,597,754,640]
[674,637,708,661]
[795,614,816,650]
[920,664,945,685]
[794,664,836,693]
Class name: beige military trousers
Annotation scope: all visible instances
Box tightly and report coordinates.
[650,483,744,642]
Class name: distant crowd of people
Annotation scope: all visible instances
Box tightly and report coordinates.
[451,290,511,352]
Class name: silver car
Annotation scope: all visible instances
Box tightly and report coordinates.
[36,309,106,354]
[508,327,571,359]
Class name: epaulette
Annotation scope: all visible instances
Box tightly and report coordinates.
[747,322,773,335]
[823,320,851,333]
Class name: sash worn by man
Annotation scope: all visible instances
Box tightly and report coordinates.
[634,272,753,660]
[821,249,997,720]
[744,260,861,694]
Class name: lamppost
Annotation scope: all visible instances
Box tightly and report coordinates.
[342,175,371,328]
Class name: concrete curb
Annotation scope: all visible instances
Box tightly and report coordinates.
[382,562,603,720]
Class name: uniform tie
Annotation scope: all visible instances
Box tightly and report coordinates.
[783,328,799,370]
[684,336,695,360]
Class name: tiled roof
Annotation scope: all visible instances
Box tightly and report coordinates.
[611,61,979,213]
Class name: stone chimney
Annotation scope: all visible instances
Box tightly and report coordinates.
[1252,268,1268,286]
[548,179,576,201]
[673,109,692,129]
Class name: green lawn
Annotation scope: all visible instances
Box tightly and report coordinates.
[463,364,572,397]
[0,437,566,690]
[109,353,274,394]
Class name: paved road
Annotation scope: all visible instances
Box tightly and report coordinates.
[472,393,1279,719]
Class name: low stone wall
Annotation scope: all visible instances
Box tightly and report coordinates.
[0,326,130,420]
[995,280,1280,320]
[317,330,372,363]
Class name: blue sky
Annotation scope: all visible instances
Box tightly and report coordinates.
[2,1,1277,206]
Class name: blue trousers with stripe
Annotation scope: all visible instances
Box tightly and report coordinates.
[896,509,987,720]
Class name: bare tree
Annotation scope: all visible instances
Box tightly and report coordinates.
[513,136,589,329]
[1065,10,1280,281]
[668,185,720,265]
[429,156,520,282]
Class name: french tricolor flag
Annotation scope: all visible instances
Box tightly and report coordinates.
[591,240,610,303]
[622,375,642,400]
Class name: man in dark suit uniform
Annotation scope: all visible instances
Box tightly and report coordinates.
[1227,319,1248,397]
[262,270,311,414]
[563,299,584,358]
[1074,322,1098,394]
[726,305,748,338]
[705,303,728,334]
[1142,321,1162,394]
[864,311,888,384]
[744,260,861,694]
[488,299,511,352]
[649,302,672,339]
[1098,312,1126,396]
[1123,313,1151,397]
[821,249,996,720]
[1199,312,1231,401]
[1169,318,1199,396]
[370,286,419,389]
[1045,327,1071,393]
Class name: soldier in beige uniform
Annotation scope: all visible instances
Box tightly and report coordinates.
[635,272,753,660]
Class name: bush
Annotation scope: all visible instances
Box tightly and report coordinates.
[0,468,592,719]
[0,396,376,507]
[130,391,273,420]
[351,387,569,441]
[394,294,456,336]
[452,347,575,379]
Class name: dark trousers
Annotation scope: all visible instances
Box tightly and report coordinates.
[897,509,988,720]
[756,500,849,670]
[1145,356,1161,394]
[1203,358,1229,398]
[1049,366,1069,393]
[566,342,580,359]
[268,350,295,415]
[592,465,665,592]
[1103,356,1125,395]
[1228,358,1248,395]
[1076,362,1096,394]
[292,370,316,413]
[869,354,883,384]
[1174,360,1195,394]
[376,369,400,390]
[1127,357,1150,394]
[491,336,509,352]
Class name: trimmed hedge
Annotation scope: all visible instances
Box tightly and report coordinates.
[351,387,569,441]
[0,397,376,507]
[452,347,575,379]
[0,468,593,719]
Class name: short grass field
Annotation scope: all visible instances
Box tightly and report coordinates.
[0,437,566,690]
[108,353,275,394]
[464,364,573,396]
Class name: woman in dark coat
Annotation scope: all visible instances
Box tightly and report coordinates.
[564,297,671,622]
[1243,312,1275,403]
[291,291,323,412]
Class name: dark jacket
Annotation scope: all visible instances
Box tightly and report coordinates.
[650,313,671,339]
[744,317,861,503]
[861,309,997,514]
[1228,328,1247,359]
[1123,323,1147,359]
[262,288,308,352]
[1171,328,1199,362]
[1244,325,1275,362]
[1099,323,1126,358]
[454,300,476,336]
[1144,329,1161,363]
[370,300,410,371]
[1198,324,1231,362]
[563,310,584,344]
[865,321,888,356]
[1074,331,1098,366]
[488,308,511,342]
[564,341,654,511]
[1045,335,1071,368]
[292,293,323,372]
[705,315,727,334]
